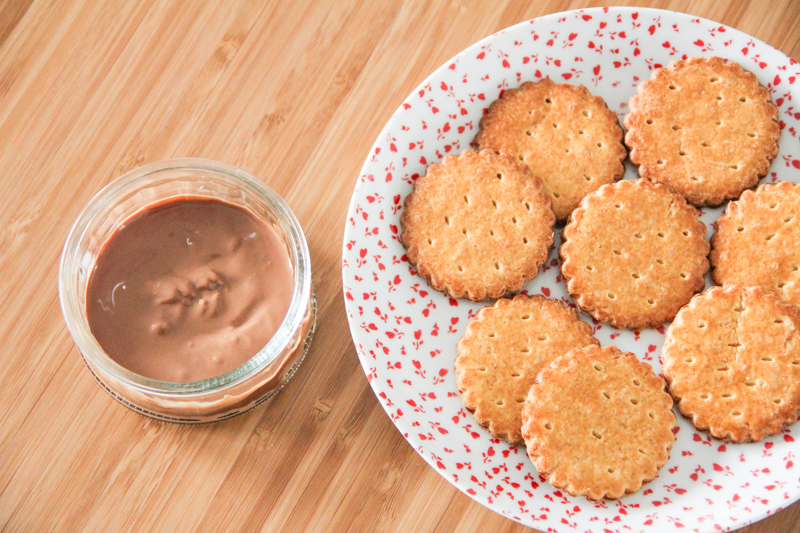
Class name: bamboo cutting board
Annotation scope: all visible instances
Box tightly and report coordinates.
[1,1,799,532]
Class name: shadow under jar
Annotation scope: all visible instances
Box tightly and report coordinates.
[59,159,315,423]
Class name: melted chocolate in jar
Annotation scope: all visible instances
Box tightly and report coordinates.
[86,198,294,382]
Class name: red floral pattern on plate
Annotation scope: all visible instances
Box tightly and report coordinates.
[342,7,800,532]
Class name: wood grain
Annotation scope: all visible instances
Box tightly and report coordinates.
[0,1,798,532]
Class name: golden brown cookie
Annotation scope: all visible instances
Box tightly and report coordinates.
[662,286,800,443]
[455,295,599,445]
[475,79,626,222]
[711,181,800,307]
[560,179,709,329]
[521,345,675,500]
[625,56,780,206]
[399,149,555,301]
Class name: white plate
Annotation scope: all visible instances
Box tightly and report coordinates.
[342,7,800,532]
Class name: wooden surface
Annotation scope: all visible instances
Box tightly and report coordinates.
[1,1,799,531]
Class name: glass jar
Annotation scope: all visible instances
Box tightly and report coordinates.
[59,159,315,422]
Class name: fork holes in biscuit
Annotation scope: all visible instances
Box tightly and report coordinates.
[774,398,782,404]
[584,175,591,181]
[737,226,745,232]
[682,230,690,237]
[632,273,640,279]
[647,298,655,305]
[462,228,468,235]
[730,164,739,170]
[739,96,747,102]
[597,142,603,148]
[716,95,722,100]
[478,366,487,372]
[718,365,730,371]
[700,141,710,148]
[602,391,610,399]
[613,249,621,255]
[516,398,525,403]
[491,200,497,208]
[699,393,709,400]
[553,192,561,198]
[657,232,665,238]
[679,150,687,156]
[522,237,529,244]
[766,234,775,241]
[668,84,677,90]
[444,216,450,225]
[646,119,654,125]
[496,173,503,180]
[545,97,552,104]
[487,333,496,338]
[698,322,706,328]
[608,293,616,300]
[521,314,531,320]
[494,262,500,270]
[630,398,639,405]
[520,347,530,353]
[537,335,547,341]
[525,130,531,136]
[582,110,590,117]
[544,422,553,430]
[511,217,517,224]
[715,120,722,125]
[578,129,584,135]
[635,232,643,239]
[614,203,621,209]
[496,400,504,406]
[458,265,464,272]
[774,319,784,324]
[769,203,778,209]
[720,392,733,398]
[680,273,687,279]
[464,195,469,204]
[684,357,694,363]
[587,265,594,271]
[511,372,521,377]
[732,410,742,416]
[593,363,604,372]
[747,132,756,137]
[638,448,646,455]
[672,124,682,131]
[607,467,615,473]
[710,76,719,82]
[762,357,774,362]
[745,381,756,387]
[633,378,641,386]
[690,176,699,182]
[427,238,433,245]
[592,430,602,439]
[552,123,558,129]
[656,258,664,264]
[524,202,531,211]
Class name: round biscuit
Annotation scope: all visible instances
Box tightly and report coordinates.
[475,79,626,222]
[455,295,599,445]
[625,57,780,206]
[711,181,800,307]
[400,149,555,301]
[521,345,675,500]
[662,286,800,443]
[560,179,710,329]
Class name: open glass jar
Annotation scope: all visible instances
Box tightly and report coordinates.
[59,159,315,422]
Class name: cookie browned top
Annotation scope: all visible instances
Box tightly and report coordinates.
[475,79,626,221]
[560,179,709,329]
[521,345,675,500]
[711,181,800,307]
[662,286,800,443]
[455,295,599,445]
[400,149,555,301]
[625,57,780,206]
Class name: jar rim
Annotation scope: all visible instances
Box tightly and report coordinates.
[58,158,312,396]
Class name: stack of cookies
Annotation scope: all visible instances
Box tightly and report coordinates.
[399,56,793,500]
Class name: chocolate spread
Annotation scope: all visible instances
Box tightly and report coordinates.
[86,197,294,382]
